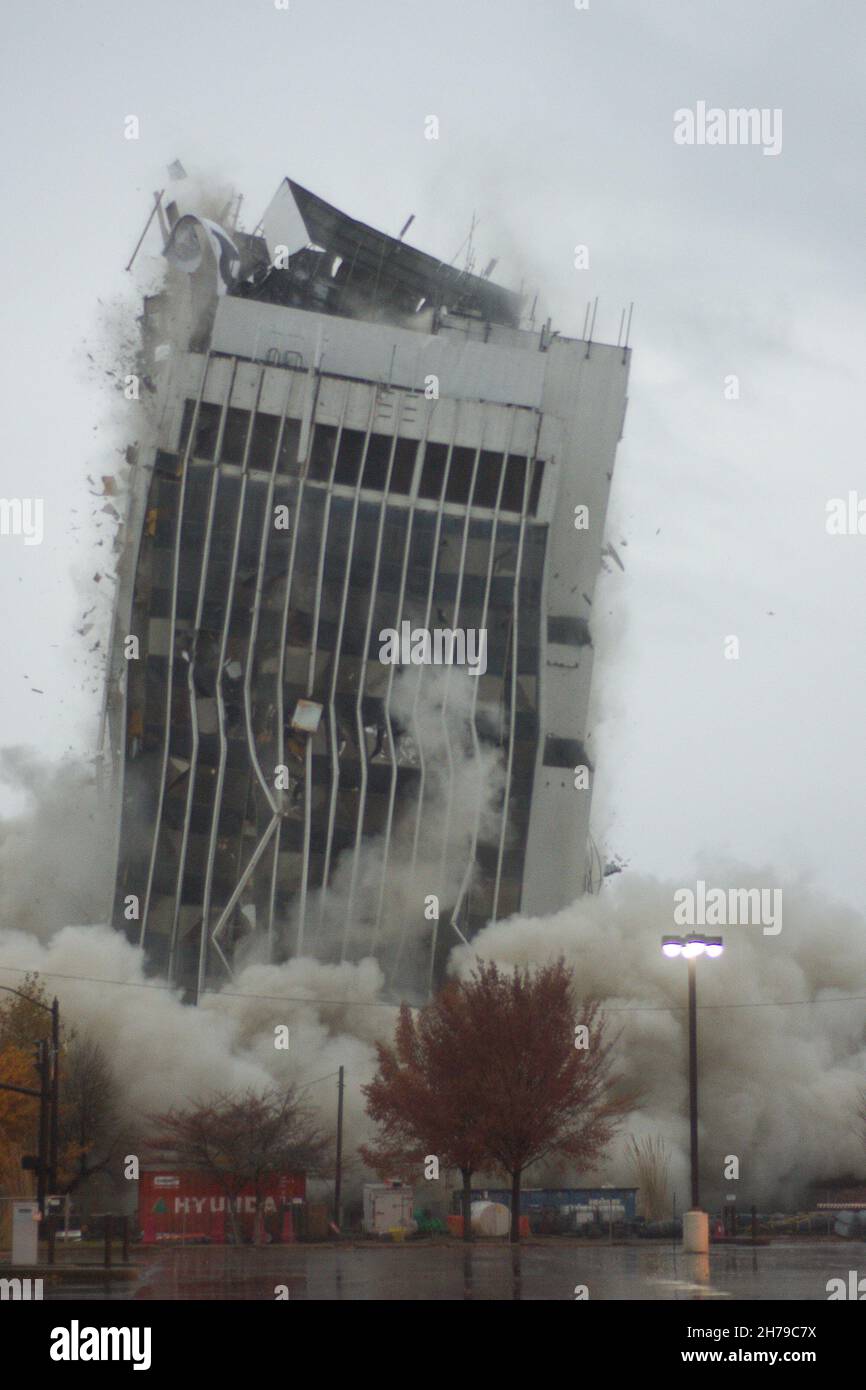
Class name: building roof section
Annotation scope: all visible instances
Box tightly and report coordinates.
[246,178,522,329]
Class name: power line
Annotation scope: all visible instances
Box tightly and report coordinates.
[298,1070,341,1092]
[0,963,396,1009]
[0,961,864,1013]
[602,995,866,1013]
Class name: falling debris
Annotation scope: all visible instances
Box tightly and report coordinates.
[602,542,626,573]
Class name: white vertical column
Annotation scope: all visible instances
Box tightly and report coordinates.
[448,409,517,933]
[492,413,542,922]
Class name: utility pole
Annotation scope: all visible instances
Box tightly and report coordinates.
[35,1040,50,1216]
[334,1066,344,1229]
[0,985,62,1221]
[50,997,60,1192]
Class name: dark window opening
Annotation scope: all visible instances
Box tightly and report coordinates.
[250,412,280,468]
[154,449,179,478]
[500,454,527,511]
[390,437,418,494]
[278,418,302,473]
[418,442,448,500]
[180,401,221,460]
[361,433,391,491]
[220,407,251,465]
[308,423,337,481]
[334,428,365,486]
[445,446,475,505]
[543,735,592,770]
[547,615,591,648]
[472,450,503,508]
[178,399,195,455]
[529,458,545,514]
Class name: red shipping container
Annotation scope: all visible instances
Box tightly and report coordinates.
[139,1168,305,1244]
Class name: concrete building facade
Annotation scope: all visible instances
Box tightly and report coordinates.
[105,180,630,999]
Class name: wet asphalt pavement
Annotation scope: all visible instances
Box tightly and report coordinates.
[41,1240,866,1301]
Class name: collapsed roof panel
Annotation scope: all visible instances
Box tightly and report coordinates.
[250,178,522,328]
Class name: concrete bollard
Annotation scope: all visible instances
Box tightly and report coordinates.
[683,1209,709,1253]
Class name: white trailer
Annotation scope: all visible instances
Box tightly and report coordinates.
[363,1182,414,1235]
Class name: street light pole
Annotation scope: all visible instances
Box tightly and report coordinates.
[36,1041,51,1216]
[661,933,723,1253]
[687,957,699,1212]
[334,1065,344,1230]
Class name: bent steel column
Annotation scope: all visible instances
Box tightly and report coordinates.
[371,409,432,951]
[393,404,460,984]
[318,388,380,928]
[168,361,241,978]
[197,372,261,997]
[428,431,484,992]
[342,394,405,961]
[141,352,212,949]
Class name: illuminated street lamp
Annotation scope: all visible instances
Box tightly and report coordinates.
[661,933,724,1252]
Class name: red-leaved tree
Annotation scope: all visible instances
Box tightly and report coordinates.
[360,990,490,1241]
[464,960,630,1241]
[362,958,630,1242]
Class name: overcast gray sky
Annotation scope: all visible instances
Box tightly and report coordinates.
[2,0,865,911]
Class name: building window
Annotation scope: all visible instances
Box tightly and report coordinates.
[500,455,527,511]
[334,428,365,486]
[547,615,591,648]
[444,446,475,505]
[250,411,280,468]
[308,424,338,481]
[220,407,251,465]
[472,450,503,508]
[529,459,545,514]
[391,437,418,495]
[361,433,391,490]
[278,419,303,473]
[542,735,592,770]
[179,400,221,460]
[418,442,448,500]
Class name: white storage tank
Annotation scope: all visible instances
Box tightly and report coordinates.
[470,1201,511,1237]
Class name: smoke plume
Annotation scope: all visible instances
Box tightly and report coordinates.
[450,869,866,1207]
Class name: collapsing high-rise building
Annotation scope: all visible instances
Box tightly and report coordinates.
[103,178,631,1000]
